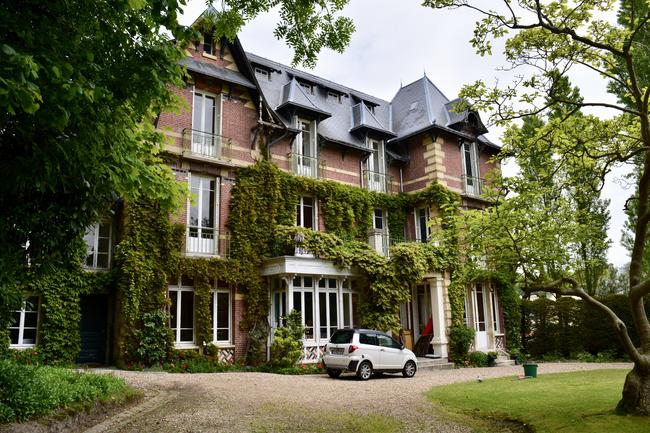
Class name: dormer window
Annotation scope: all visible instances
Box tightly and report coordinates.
[298,81,314,95]
[255,67,270,81]
[203,33,214,55]
[328,91,342,103]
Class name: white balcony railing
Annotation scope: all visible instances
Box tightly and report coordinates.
[462,175,485,197]
[182,128,231,161]
[363,170,391,193]
[289,153,319,178]
[186,228,230,257]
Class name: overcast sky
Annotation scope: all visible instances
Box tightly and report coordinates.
[180,0,633,267]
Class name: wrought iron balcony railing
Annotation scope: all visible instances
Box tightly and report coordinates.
[363,170,392,193]
[462,175,485,197]
[182,128,232,161]
[289,153,319,178]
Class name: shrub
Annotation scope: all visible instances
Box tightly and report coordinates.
[133,310,173,366]
[448,325,475,364]
[468,351,489,367]
[0,360,130,423]
[270,309,304,368]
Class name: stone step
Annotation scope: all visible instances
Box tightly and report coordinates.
[416,357,455,371]
[495,358,516,367]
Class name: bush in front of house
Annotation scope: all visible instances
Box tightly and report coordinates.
[468,351,489,367]
[270,309,305,368]
[0,360,132,423]
[449,325,475,365]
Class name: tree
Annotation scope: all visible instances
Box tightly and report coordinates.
[202,0,355,67]
[0,1,191,337]
[426,0,650,414]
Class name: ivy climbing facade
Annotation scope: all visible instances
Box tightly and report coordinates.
[5,7,521,367]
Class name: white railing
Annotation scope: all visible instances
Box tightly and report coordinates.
[462,175,485,197]
[186,229,230,257]
[289,153,319,178]
[363,170,391,193]
[183,128,231,161]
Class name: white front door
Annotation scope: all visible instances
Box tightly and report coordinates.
[473,283,488,350]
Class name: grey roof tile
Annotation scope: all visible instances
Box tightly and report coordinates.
[180,57,256,89]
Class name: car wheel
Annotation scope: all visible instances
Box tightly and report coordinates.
[326,368,342,378]
[357,361,373,380]
[402,360,417,378]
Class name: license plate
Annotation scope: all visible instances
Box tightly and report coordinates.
[331,348,344,354]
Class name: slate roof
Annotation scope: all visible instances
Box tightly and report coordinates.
[180,57,256,89]
[245,52,498,152]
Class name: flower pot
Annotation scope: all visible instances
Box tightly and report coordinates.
[523,363,538,378]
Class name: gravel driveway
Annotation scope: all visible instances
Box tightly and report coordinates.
[82,362,631,433]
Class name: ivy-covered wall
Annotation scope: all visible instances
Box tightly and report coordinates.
[3,160,521,366]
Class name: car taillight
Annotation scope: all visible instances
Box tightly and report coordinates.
[348,345,359,353]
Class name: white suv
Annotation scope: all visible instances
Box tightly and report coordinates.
[322,329,418,380]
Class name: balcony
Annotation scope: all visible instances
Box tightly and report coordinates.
[182,128,232,162]
[363,170,391,193]
[186,228,230,257]
[289,153,319,178]
[462,175,485,197]
[368,230,390,257]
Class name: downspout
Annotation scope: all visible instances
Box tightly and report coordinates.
[400,167,404,193]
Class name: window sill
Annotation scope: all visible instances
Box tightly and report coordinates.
[9,344,36,350]
[174,344,199,350]
[202,52,218,60]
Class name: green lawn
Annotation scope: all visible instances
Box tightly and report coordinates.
[428,369,648,433]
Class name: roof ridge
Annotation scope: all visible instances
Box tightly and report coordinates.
[246,51,390,105]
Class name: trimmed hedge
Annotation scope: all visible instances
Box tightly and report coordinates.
[522,294,650,358]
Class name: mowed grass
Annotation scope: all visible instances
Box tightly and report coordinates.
[251,402,402,433]
[428,369,648,433]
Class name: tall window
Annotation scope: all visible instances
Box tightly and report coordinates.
[366,139,386,192]
[474,283,486,332]
[169,279,195,346]
[415,207,430,243]
[84,221,112,269]
[296,196,316,230]
[373,208,385,231]
[341,280,358,329]
[292,277,315,339]
[491,289,501,333]
[461,141,480,195]
[211,288,231,344]
[187,174,218,255]
[10,297,39,347]
[318,279,338,340]
[203,33,213,55]
[294,117,317,177]
[192,91,222,158]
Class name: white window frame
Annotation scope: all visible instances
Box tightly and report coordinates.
[254,67,270,80]
[415,207,431,243]
[317,278,339,341]
[192,90,223,158]
[291,276,316,340]
[187,173,220,256]
[211,287,232,345]
[298,81,314,95]
[296,196,317,230]
[169,281,195,347]
[293,117,318,177]
[9,297,40,348]
[490,288,501,333]
[84,221,112,270]
[461,141,481,194]
[203,33,214,55]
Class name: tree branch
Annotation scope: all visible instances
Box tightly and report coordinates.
[525,276,645,365]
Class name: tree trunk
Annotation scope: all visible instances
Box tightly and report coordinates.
[617,363,650,415]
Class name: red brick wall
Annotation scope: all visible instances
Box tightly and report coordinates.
[319,145,363,186]
[188,37,236,70]
[442,135,463,191]
[402,136,426,193]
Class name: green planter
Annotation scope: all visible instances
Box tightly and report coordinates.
[523,363,538,378]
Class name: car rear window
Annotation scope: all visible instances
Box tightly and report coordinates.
[329,329,354,344]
